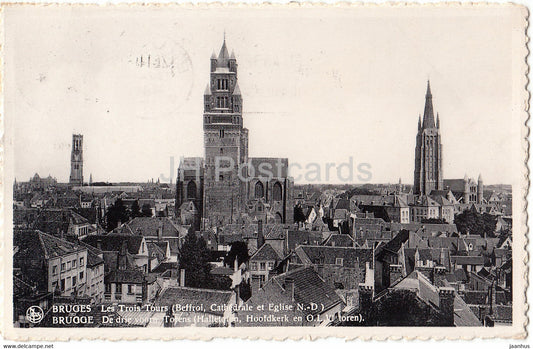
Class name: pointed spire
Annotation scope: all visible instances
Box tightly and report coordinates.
[230,50,236,60]
[422,80,435,129]
[478,173,483,182]
[233,82,241,96]
[204,83,211,95]
[436,113,440,128]
[217,37,230,67]
[418,114,422,130]
[464,173,468,181]
[210,51,217,59]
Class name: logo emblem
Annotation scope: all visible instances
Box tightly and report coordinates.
[26,306,44,324]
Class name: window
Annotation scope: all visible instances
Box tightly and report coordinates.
[273,182,282,201]
[250,262,257,271]
[220,148,224,155]
[217,79,228,90]
[60,279,65,291]
[254,181,264,198]
[216,96,228,108]
[72,276,77,287]
[268,262,274,270]
[260,262,266,271]
[52,265,58,275]
[66,261,71,270]
[219,129,225,138]
[79,271,84,281]
[61,263,66,271]
[187,181,197,199]
[72,259,77,268]
[105,283,111,293]
[128,285,134,294]
[335,258,344,266]
[116,283,122,294]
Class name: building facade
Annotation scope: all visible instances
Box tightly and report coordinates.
[414,82,443,195]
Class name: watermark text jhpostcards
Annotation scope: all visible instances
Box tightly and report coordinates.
[159,156,372,183]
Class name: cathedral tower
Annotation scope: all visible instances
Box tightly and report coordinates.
[69,134,83,186]
[414,81,443,195]
[202,39,248,227]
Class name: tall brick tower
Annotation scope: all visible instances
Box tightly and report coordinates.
[202,39,248,227]
[414,81,443,195]
[69,134,83,186]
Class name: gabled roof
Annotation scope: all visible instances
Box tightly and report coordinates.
[322,233,354,247]
[105,269,155,284]
[250,243,282,261]
[287,230,324,251]
[14,230,86,260]
[392,270,481,326]
[271,266,343,315]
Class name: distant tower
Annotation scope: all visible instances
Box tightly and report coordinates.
[477,174,484,204]
[89,173,93,186]
[463,173,470,204]
[69,134,83,186]
[414,81,444,195]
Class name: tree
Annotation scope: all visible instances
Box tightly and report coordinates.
[131,200,141,218]
[454,207,497,237]
[141,203,153,217]
[294,204,306,223]
[224,241,250,268]
[106,198,129,231]
[179,230,212,288]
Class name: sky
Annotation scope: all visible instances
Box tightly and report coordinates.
[4,5,522,185]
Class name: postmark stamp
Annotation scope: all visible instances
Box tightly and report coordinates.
[1,2,529,341]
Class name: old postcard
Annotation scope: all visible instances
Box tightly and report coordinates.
[0,3,528,341]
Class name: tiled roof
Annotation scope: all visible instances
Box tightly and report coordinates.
[271,266,343,315]
[323,233,354,247]
[155,286,233,316]
[83,234,144,254]
[14,230,86,259]
[287,230,323,251]
[105,269,155,284]
[296,245,373,269]
[126,217,185,238]
[451,255,485,266]
[393,271,481,326]
[250,243,282,261]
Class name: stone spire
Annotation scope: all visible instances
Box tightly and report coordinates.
[217,38,230,67]
[422,80,435,129]
[436,113,440,128]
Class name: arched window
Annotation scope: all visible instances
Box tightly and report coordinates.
[187,181,197,199]
[273,182,282,201]
[275,212,283,223]
[254,181,264,198]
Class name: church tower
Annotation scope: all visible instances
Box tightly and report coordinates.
[202,39,248,227]
[414,81,443,195]
[69,134,83,186]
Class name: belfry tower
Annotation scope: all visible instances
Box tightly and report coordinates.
[69,134,84,186]
[202,38,248,227]
[414,81,443,195]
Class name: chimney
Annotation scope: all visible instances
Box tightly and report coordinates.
[158,222,163,241]
[358,284,374,310]
[179,269,186,287]
[251,275,261,294]
[389,264,403,285]
[433,265,447,286]
[284,277,295,301]
[438,287,455,326]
